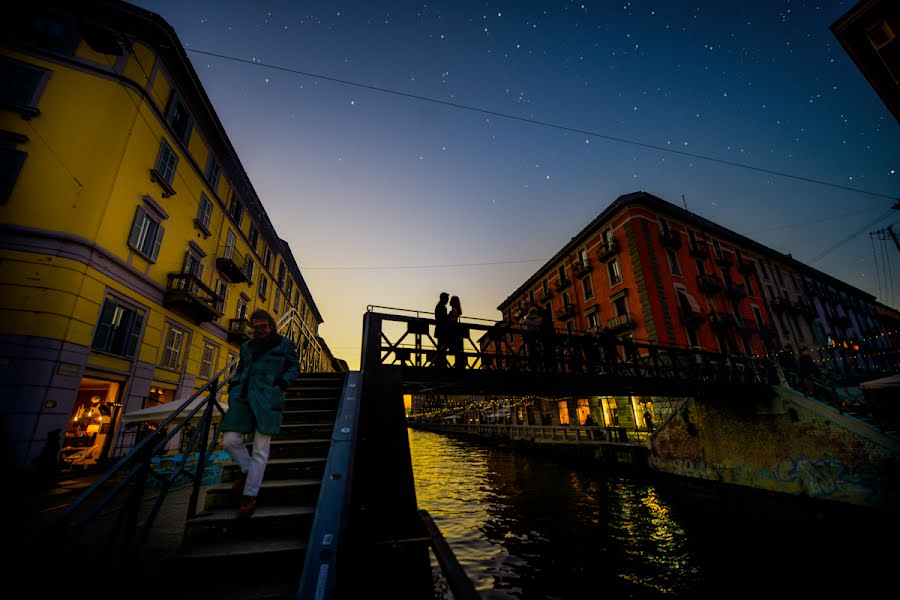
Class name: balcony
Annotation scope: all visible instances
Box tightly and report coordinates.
[689,240,709,259]
[216,245,249,284]
[556,303,576,321]
[573,259,592,278]
[660,229,682,249]
[696,274,723,295]
[708,311,735,330]
[228,318,252,344]
[726,283,748,300]
[598,238,618,260]
[538,289,553,304]
[737,261,755,276]
[605,312,635,332]
[793,297,816,317]
[678,307,706,328]
[555,277,570,292]
[164,273,222,323]
[770,296,791,312]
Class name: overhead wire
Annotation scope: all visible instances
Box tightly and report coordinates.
[187,47,899,202]
[808,209,895,264]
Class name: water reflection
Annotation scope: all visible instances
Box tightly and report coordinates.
[409,428,896,599]
[409,429,700,599]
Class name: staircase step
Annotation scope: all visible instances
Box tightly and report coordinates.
[280,422,334,439]
[283,409,337,425]
[183,505,315,545]
[204,478,322,510]
[223,458,327,481]
[267,439,330,459]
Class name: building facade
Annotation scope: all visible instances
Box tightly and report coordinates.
[498,191,896,380]
[1,1,335,472]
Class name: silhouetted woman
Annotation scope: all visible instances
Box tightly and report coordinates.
[449,296,465,369]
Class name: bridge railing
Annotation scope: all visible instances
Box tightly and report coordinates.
[366,306,779,385]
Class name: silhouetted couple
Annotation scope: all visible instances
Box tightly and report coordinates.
[434,292,465,369]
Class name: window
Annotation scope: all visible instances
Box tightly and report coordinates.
[262,245,272,271]
[236,295,249,320]
[542,279,550,295]
[205,157,221,191]
[183,248,203,279]
[557,265,567,284]
[23,13,80,55]
[695,258,706,276]
[215,279,228,314]
[127,205,164,261]
[0,147,27,203]
[613,296,628,316]
[224,230,237,260]
[243,256,254,283]
[293,289,300,307]
[773,266,784,286]
[248,224,259,252]
[286,278,294,301]
[659,217,670,234]
[759,261,771,281]
[161,324,186,370]
[562,290,571,309]
[274,289,281,314]
[578,248,589,267]
[227,191,243,227]
[196,193,212,232]
[666,248,682,276]
[164,92,192,145]
[91,298,144,358]
[603,229,614,244]
[0,58,49,116]
[277,260,286,288]
[154,139,178,186]
[259,276,268,300]
[587,311,600,331]
[608,259,622,285]
[712,239,724,260]
[199,342,218,379]
[582,275,594,300]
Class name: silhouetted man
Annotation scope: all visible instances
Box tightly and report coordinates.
[433,292,450,367]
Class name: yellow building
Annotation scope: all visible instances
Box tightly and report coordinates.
[1,1,335,472]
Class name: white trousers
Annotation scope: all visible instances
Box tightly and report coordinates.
[222,430,272,497]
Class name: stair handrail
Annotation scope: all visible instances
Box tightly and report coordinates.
[40,357,239,563]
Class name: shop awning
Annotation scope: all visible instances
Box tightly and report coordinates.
[121,395,228,424]
[859,374,900,392]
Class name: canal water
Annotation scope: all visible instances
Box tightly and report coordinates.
[408,428,896,599]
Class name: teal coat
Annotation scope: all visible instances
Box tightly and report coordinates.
[220,335,300,436]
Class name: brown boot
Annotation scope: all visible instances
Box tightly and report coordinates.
[238,495,256,519]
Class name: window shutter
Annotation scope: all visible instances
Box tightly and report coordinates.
[124,312,144,358]
[151,223,164,261]
[91,299,117,350]
[128,206,146,249]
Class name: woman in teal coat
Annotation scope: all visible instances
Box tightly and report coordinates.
[221,309,300,517]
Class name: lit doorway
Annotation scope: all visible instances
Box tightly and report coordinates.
[61,378,121,468]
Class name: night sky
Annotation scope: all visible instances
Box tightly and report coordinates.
[131,0,899,368]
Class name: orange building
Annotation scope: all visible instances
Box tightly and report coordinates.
[500,191,814,359]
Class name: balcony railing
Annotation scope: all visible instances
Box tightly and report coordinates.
[605,312,635,332]
[556,303,576,321]
[164,273,222,323]
[726,283,748,300]
[770,296,791,312]
[555,277,570,292]
[689,240,709,258]
[598,239,618,260]
[573,259,592,279]
[678,307,706,328]
[708,311,735,330]
[216,245,249,284]
[228,318,252,344]
[696,274,723,295]
[660,229,682,249]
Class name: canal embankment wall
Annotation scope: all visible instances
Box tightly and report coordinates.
[649,384,900,511]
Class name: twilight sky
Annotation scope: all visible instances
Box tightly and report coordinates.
[131,0,899,369]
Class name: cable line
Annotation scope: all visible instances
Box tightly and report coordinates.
[188,47,898,202]
[808,209,895,264]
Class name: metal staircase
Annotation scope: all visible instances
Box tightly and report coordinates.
[168,372,347,598]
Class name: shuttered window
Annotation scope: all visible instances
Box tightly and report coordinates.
[127,205,164,261]
[196,194,212,230]
[161,325,186,370]
[199,343,217,379]
[91,298,144,358]
[154,140,178,185]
